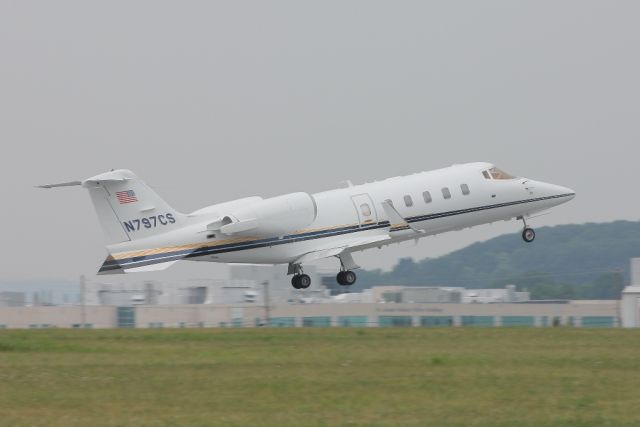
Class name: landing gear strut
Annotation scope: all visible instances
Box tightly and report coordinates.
[518,216,536,243]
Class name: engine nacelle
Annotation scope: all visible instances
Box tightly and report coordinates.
[211,192,318,237]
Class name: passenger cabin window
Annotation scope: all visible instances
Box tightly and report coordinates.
[487,167,516,180]
[404,195,413,207]
[423,191,432,203]
[360,203,371,217]
[461,184,470,195]
[442,187,451,200]
[385,199,394,208]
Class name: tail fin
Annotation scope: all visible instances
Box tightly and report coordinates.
[82,169,184,244]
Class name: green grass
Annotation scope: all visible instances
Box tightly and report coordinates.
[0,328,639,427]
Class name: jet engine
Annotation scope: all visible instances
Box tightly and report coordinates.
[208,192,318,237]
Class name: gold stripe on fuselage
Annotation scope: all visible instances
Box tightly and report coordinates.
[112,222,362,260]
[112,236,256,260]
[290,222,358,235]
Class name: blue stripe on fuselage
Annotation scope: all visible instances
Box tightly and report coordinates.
[100,193,574,272]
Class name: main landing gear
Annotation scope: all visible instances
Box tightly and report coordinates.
[518,216,536,243]
[289,264,311,289]
[289,253,359,289]
[337,270,357,286]
[291,274,311,290]
[336,253,357,286]
[290,270,357,288]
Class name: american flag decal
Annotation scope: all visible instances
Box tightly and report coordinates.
[116,190,138,204]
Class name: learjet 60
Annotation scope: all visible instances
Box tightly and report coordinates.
[39,163,575,289]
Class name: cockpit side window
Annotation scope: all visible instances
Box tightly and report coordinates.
[488,167,516,180]
[482,170,491,179]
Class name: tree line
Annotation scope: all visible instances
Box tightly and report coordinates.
[356,220,639,300]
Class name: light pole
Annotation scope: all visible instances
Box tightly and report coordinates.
[80,275,86,327]
[262,280,270,326]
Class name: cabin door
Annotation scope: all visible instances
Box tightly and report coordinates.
[350,194,378,227]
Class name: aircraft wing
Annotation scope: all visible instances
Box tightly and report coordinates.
[293,234,391,265]
[292,201,427,267]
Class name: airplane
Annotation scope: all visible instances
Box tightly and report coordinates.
[39,162,575,289]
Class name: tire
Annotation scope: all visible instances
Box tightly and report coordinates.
[343,270,357,285]
[522,227,536,243]
[337,271,356,286]
[298,274,311,289]
[291,275,301,289]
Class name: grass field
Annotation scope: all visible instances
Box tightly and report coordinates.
[0,328,639,427]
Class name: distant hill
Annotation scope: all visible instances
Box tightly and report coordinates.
[357,220,640,299]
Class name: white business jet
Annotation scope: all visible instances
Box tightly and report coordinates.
[39,163,574,289]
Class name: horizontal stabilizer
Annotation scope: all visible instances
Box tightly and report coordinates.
[82,170,131,185]
[36,180,82,189]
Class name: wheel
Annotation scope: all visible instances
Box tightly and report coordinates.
[522,227,535,243]
[336,270,357,286]
[343,270,357,285]
[298,274,311,289]
[291,275,301,289]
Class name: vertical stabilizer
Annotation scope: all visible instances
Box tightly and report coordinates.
[82,170,184,244]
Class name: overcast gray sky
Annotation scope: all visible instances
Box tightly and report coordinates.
[1,1,638,282]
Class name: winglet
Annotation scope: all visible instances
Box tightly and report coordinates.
[381,201,425,234]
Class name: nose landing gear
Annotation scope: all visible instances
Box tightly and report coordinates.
[518,216,536,243]
[522,227,536,243]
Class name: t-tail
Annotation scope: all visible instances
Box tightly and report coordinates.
[39,169,185,275]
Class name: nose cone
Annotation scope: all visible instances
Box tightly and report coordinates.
[535,181,575,202]
[554,184,576,200]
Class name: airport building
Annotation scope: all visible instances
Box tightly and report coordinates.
[0,299,620,329]
[3,259,640,329]
[0,292,26,307]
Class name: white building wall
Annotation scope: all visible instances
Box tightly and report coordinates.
[621,286,640,327]
[0,301,621,329]
[0,306,116,328]
[620,258,640,327]
[631,258,640,284]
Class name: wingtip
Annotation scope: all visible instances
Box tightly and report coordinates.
[35,180,82,189]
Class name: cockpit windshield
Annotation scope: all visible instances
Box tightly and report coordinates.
[483,167,517,180]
